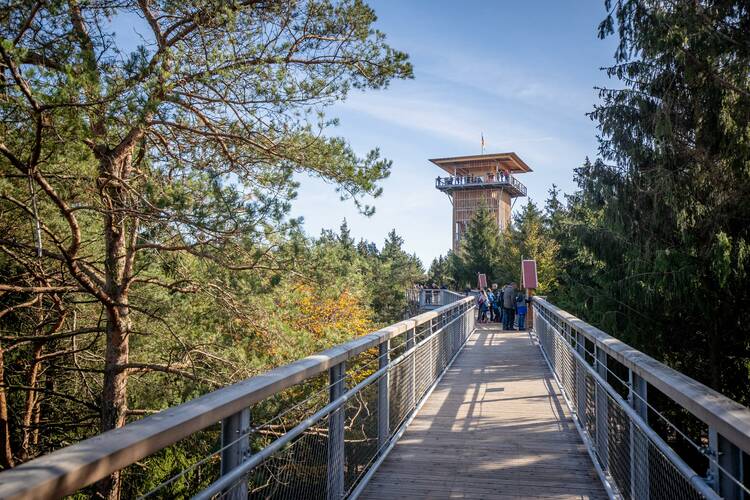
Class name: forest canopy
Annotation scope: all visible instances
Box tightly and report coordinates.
[2,0,750,497]
[0,0,417,496]
[434,0,750,412]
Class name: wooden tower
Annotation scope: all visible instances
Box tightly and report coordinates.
[431,152,532,252]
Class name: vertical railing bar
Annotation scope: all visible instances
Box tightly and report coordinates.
[576,329,587,431]
[595,344,609,471]
[377,339,390,455]
[407,325,416,410]
[629,370,649,500]
[710,427,745,499]
[220,408,251,500]
[327,362,345,500]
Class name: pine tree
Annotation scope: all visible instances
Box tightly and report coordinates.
[0,1,412,490]
[427,253,455,288]
[371,230,425,322]
[510,201,560,294]
[451,205,502,288]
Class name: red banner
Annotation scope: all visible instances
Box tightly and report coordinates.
[521,260,538,289]
[477,273,487,289]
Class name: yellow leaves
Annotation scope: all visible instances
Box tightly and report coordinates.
[287,284,373,340]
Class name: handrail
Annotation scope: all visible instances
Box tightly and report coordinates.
[434,174,527,196]
[533,296,750,456]
[418,288,464,308]
[0,296,474,499]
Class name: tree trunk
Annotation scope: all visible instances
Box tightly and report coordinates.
[19,342,43,461]
[0,346,14,468]
[96,150,134,500]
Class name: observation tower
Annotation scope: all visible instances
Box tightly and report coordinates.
[431,152,532,252]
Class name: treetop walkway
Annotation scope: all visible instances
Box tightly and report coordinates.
[0,292,749,499]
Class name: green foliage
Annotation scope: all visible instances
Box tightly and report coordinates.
[499,200,560,294]
[369,230,426,323]
[550,1,750,408]
[427,253,455,289]
[449,201,559,293]
[0,1,417,492]
[450,205,502,288]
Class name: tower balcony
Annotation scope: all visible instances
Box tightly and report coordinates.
[435,173,527,197]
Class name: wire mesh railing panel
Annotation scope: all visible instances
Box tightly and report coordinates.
[533,304,719,500]
[127,423,222,499]
[606,394,632,499]
[243,413,331,500]
[414,339,432,400]
[389,351,415,431]
[584,371,597,449]
[343,381,379,494]
[646,437,707,500]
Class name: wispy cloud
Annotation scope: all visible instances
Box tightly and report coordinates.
[343,92,558,147]
[419,51,599,118]
[340,89,577,170]
[342,93,479,145]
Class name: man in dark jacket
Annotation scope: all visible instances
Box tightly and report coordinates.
[502,282,516,330]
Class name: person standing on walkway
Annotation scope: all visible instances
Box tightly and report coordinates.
[502,282,517,330]
[487,287,496,322]
[491,287,501,323]
[498,283,505,326]
[497,283,510,325]
[477,291,488,323]
[516,294,528,331]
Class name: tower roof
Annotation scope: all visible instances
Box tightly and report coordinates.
[429,152,532,175]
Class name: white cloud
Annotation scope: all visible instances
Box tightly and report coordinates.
[422,51,598,117]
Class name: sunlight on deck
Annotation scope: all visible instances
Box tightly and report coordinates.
[360,324,608,499]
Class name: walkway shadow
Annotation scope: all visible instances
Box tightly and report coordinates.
[361,325,606,499]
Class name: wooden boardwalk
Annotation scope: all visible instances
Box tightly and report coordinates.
[360,324,608,499]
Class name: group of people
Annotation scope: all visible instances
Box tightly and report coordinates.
[476,282,530,331]
[438,171,511,187]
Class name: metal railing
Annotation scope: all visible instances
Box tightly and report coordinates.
[418,288,465,309]
[532,297,750,500]
[0,294,474,499]
[435,174,527,196]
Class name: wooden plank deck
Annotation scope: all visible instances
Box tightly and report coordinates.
[360,323,608,499]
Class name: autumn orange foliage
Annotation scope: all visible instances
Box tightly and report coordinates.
[287,284,373,339]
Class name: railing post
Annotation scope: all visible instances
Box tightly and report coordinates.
[629,370,649,500]
[575,330,587,427]
[429,317,436,380]
[377,340,390,454]
[460,304,465,349]
[468,302,475,337]
[328,362,346,500]
[595,345,609,471]
[407,325,416,409]
[709,427,744,498]
[453,305,460,354]
[220,407,251,500]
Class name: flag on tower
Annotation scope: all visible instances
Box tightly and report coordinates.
[481,133,485,153]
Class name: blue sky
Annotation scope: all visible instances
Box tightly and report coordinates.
[292,0,619,266]
[111,2,619,267]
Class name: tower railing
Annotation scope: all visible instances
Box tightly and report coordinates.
[418,288,465,309]
[532,297,750,500]
[434,174,527,196]
[0,295,475,499]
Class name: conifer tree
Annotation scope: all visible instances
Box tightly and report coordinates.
[370,230,424,322]
[427,253,455,289]
[561,0,750,404]
[451,205,502,288]
[505,200,560,294]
